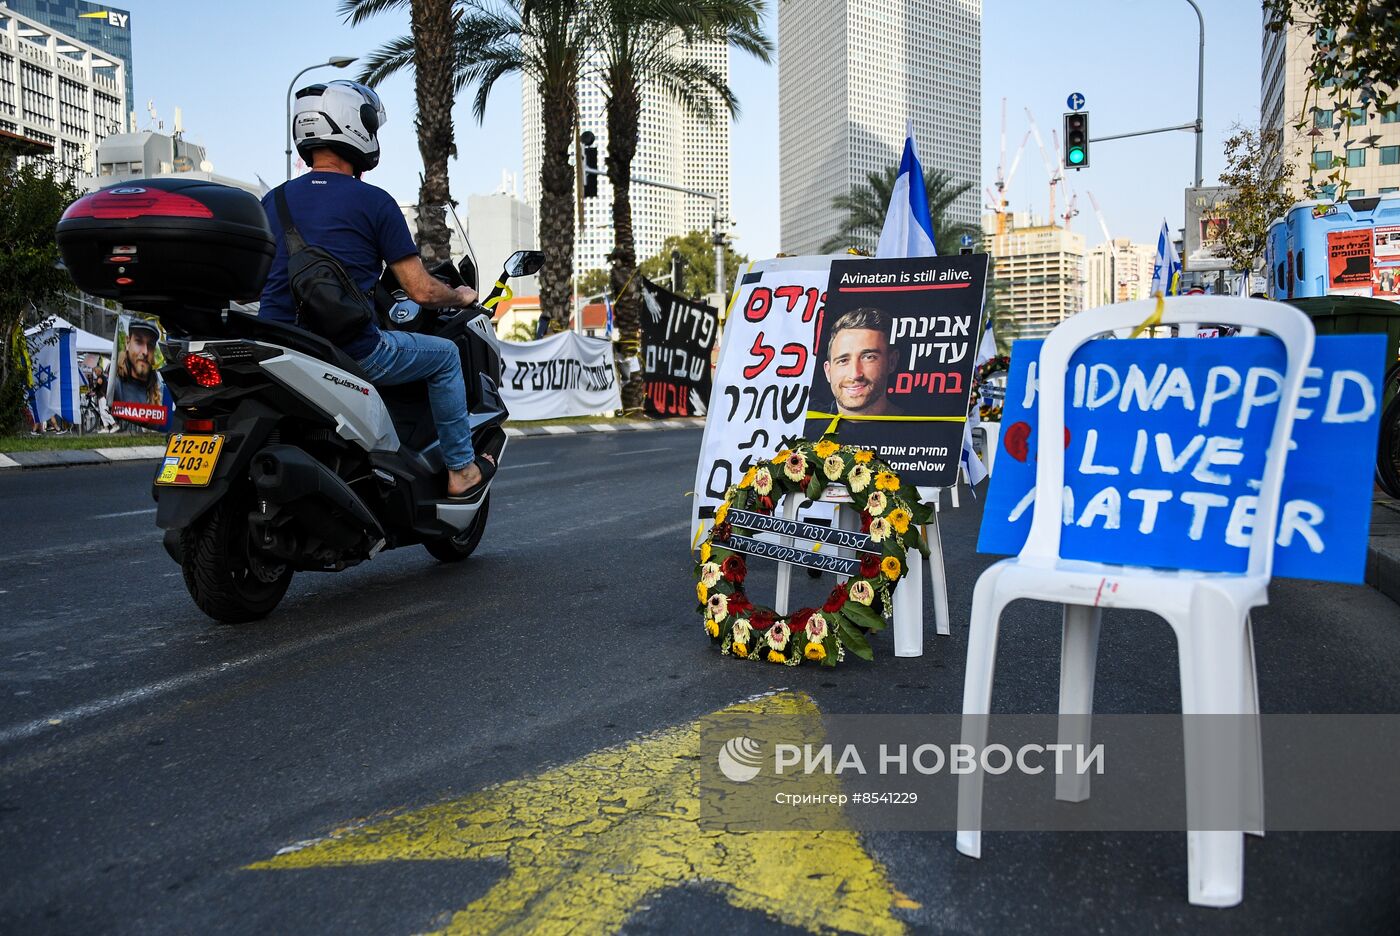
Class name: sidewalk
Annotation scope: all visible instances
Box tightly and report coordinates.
[0,418,706,471]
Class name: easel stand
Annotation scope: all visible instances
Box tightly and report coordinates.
[774,485,952,658]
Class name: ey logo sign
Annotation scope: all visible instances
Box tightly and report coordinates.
[79,9,129,28]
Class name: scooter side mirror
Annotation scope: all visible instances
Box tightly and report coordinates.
[504,250,545,278]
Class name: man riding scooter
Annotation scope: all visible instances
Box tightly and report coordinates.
[259,79,494,500]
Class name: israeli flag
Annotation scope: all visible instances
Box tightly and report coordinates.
[876,121,938,259]
[974,322,997,368]
[27,324,78,425]
[1149,220,1182,297]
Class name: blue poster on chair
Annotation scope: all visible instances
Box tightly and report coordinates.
[977,335,1385,583]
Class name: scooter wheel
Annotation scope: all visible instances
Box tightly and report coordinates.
[425,493,489,563]
[181,498,293,623]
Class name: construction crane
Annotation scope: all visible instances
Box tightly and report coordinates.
[988,98,1030,236]
[1087,190,1118,305]
[1049,127,1079,230]
[1025,107,1064,228]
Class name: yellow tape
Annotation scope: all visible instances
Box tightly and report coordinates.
[1129,295,1165,339]
[824,414,842,436]
[805,410,968,423]
[483,280,512,310]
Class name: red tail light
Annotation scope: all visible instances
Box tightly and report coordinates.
[182,351,222,387]
[63,188,214,221]
[184,418,215,432]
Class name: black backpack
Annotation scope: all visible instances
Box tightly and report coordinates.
[272,185,375,346]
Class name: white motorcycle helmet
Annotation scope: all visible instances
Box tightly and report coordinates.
[292,80,387,174]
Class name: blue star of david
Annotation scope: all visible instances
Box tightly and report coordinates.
[34,364,56,392]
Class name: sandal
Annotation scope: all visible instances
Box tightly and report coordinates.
[447,452,497,501]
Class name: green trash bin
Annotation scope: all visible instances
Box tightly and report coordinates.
[1286,297,1400,495]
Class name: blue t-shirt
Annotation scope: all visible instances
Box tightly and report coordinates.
[259,172,418,360]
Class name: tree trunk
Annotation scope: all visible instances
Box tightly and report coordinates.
[607,73,644,412]
[537,79,578,328]
[410,0,455,267]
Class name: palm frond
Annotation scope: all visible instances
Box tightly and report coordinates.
[338,0,410,26]
[354,34,418,87]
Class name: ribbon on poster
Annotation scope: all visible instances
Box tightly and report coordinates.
[639,277,718,418]
[976,335,1385,583]
[499,331,622,420]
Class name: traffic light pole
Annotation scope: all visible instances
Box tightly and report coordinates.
[1080,1,1204,183]
[582,165,727,299]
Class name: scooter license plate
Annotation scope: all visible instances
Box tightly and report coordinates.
[156,434,225,486]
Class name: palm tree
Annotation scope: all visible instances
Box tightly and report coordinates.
[340,0,457,266]
[343,0,591,326]
[592,0,771,410]
[821,165,979,257]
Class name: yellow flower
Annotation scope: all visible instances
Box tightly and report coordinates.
[714,501,730,525]
[847,464,873,493]
[889,508,911,535]
[700,541,712,562]
[881,555,902,580]
[823,454,844,480]
[853,449,874,464]
[767,649,786,664]
[804,641,827,661]
[733,642,749,658]
[771,449,793,465]
[705,619,720,638]
[697,581,708,603]
[814,439,839,459]
[875,470,900,492]
[739,466,757,489]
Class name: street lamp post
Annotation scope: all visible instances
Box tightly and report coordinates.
[285,56,357,180]
[1183,0,1205,187]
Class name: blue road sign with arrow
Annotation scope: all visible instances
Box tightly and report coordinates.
[959,234,975,248]
[1067,92,1085,112]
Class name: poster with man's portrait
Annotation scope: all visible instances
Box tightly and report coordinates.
[803,254,988,487]
[108,313,170,427]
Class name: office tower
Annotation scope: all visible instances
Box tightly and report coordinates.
[0,4,126,177]
[522,38,731,283]
[778,0,981,254]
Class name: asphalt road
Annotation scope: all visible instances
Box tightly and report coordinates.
[1,427,1398,935]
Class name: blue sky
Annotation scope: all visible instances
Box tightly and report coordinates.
[123,0,1263,261]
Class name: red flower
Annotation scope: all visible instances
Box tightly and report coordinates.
[790,608,815,632]
[860,511,872,533]
[728,592,753,616]
[757,495,774,512]
[750,610,776,631]
[823,583,848,613]
[713,521,733,543]
[722,555,747,583]
[860,554,881,578]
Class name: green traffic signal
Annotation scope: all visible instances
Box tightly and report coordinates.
[1068,147,1086,165]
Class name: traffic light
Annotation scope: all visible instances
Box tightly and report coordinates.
[581,130,599,198]
[1063,111,1089,169]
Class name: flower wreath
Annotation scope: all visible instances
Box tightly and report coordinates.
[974,354,1011,422]
[696,435,933,667]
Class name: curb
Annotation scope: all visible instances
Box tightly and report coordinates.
[0,419,705,471]
[1367,496,1400,607]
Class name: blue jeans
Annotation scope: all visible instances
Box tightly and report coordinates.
[357,330,475,470]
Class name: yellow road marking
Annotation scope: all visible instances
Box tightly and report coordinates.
[249,691,911,935]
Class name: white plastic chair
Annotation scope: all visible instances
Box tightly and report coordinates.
[955,296,1314,908]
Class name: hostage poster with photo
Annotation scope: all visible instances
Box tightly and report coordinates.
[639,277,718,418]
[108,313,171,428]
[802,254,988,487]
[1327,228,1374,297]
[976,334,1385,582]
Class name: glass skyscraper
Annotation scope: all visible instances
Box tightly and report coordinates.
[2,0,132,113]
